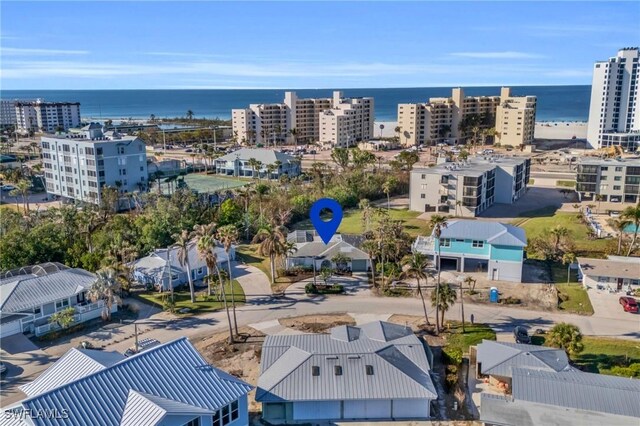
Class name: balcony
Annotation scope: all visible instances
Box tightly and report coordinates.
[34,300,112,336]
[413,236,435,254]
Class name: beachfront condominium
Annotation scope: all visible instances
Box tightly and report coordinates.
[587,47,640,150]
[319,91,374,147]
[397,87,536,148]
[575,157,640,204]
[232,91,374,146]
[15,99,81,134]
[409,156,531,216]
[41,123,148,206]
[0,99,18,128]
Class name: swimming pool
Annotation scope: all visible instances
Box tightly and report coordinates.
[624,223,639,233]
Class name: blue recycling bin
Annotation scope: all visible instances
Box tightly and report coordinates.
[490,287,499,303]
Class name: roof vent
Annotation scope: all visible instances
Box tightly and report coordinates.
[325,356,338,360]
[347,355,360,360]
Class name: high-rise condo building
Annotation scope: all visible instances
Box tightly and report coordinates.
[41,123,148,206]
[0,99,18,128]
[232,91,374,146]
[587,48,640,150]
[16,99,81,133]
[397,88,536,148]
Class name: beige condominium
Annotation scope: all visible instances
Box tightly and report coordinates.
[232,91,373,147]
[397,87,536,147]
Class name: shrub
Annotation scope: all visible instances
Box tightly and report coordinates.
[609,363,640,378]
[305,283,318,294]
[443,346,463,366]
[501,296,521,305]
[445,373,459,392]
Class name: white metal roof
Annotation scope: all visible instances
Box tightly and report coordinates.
[437,220,527,247]
[477,340,572,379]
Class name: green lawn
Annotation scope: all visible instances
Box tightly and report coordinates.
[292,207,431,238]
[556,180,576,188]
[514,209,610,257]
[445,321,497,353]
[551,264,594,315]
[137,281,245,314]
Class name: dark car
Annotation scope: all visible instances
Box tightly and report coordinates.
[514,326,531,344]
[619,297,639,313]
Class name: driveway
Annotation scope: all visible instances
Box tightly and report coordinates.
[587,288,638,323]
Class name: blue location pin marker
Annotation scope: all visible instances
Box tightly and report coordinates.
[310,198,343,244]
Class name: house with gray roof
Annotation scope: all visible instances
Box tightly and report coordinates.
[256,321,437,422]
[286,231,371,273]
[0,263,116,338]
[480,367,640,426]
[214,148,300,179]
[2,337,252,426]
[132,242,233,291]
[476,340,573,390]
[413,219,527,282]
[577,255,640,292]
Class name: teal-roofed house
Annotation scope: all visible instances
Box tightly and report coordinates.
[413,220,527,282]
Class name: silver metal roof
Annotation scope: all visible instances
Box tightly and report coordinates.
[120,390,215,426]
[19,348,125,397]
[7,338,251,426]
[0,268,95,313]
[288,232,370,261]
[132,243,230,281]
[256,321,437,403]
[511,367,640,418]
[477,340,571,378]
[216,148,297,165]
[577,257,640,281]
[437,220,527,247]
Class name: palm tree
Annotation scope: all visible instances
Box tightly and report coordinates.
[430,214,448,333]
[547,323,584,357]
[622,204,640,256]
[247,157,260,178]
[252,225,287,284]
[607,217,632,255]
[289,128,298,146]
[359,199,373,232]
[217,224,239,335]
[89,268,121,321]
[382,177,397,211]
[172,230,196,303]
[186,110,194,121]
[549,225,570,253]
[401,253,431,326]
[430,282,457,329]
[562,252,576,284]
[9,179,31,212]
[196,234,217,296]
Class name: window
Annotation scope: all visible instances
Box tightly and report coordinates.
[33,306,41,315]
[420,194,425,199]
[440,238,451,247]
[366,365,374,375]
[472,240,484,248]
[231,400,239,421]
[55,299,69,309]
[312,366,320,376]
[334,365,343,376]
[182,419,199,426]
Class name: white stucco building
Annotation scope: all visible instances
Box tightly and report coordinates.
[15,99,81,133]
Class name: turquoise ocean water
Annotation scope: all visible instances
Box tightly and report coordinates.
[2,85,590,122]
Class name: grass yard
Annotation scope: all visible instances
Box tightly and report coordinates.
[137,281,245,314]
[292,207,431,238]
[556,180,576,188]
[551,263,594,315]
[514,208,610,257]
[444,321,497,353]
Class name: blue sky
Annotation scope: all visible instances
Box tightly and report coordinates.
[1,1,639,90]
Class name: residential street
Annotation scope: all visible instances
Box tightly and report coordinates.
[1,262,639,408]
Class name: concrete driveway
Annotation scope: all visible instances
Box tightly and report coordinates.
[587,288,638,322]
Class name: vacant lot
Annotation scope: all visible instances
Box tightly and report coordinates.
[279,313,356,333]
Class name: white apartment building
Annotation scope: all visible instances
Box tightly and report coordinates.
[232,91,374,146]
[397,88,536,147]
[409,156,531,216]
[587,47,640,150]
[16,99,81,133]
[319,91,374,147]
[41,123,148,206]
[0,99,18,128]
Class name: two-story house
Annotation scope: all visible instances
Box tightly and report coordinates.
[0,262,116,338]
[413,220,527,282]
[214,148,301,179]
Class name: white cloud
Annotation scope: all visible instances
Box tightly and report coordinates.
[449,51,545,59]
[2,47,89,56]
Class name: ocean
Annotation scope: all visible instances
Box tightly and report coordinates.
[2,85,591,122]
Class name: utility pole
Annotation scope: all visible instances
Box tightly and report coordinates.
[134,323,139,353]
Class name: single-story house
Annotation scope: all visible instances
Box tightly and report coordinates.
[475,340,573,391]
[3,337,253,426]
[0,262,116,338]
[214,148,301,179]
[286,230,371,273]
[577,255,640,292]
[132,242,234,291]
[413,220,527,283]
[256,321,437,422]
[480,367,640,426]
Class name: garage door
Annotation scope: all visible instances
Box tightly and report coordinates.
[393,399,429,418]
[293,401,340,420]
[0,320,21,339]
[343,400,391,419]
[351,260,368,272]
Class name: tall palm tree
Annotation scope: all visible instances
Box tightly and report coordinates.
[401,253,431,326]
[359,199,373,232]
[89,268,121,321]
[607,217,632,255]
[430,282,457,329]
[196,234,217,296]
[247,157,259,178]
[289,128,298,146]
[172,230,196,303]
[217,224,239,335]
[186,110,194,121]
[622,204,640,256]
[382,177,397,211]
[562,252,576,284]
[252,225,287,284]
[430,214,448,333]
[549,225,570,253]
[9,179,31,212]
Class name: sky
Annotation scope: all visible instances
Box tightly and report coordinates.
[1,1,639,90]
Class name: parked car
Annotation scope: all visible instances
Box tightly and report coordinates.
[619,296,639,313]
[481,149,494,155]
[1,184,16,191]
[514,326,531,344]
[185,148,193,153]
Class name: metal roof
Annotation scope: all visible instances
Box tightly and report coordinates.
[0,268,95,313]
[577,257,640,281]
[511,367,640,418]
[20,348,125,397]
[256,321,437,403]
[437,220,527,247]
[216,148,297,165]
[477,340,571,378]
[120,390,215,426]
[288,233,370,261]
[7,338,251,426]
